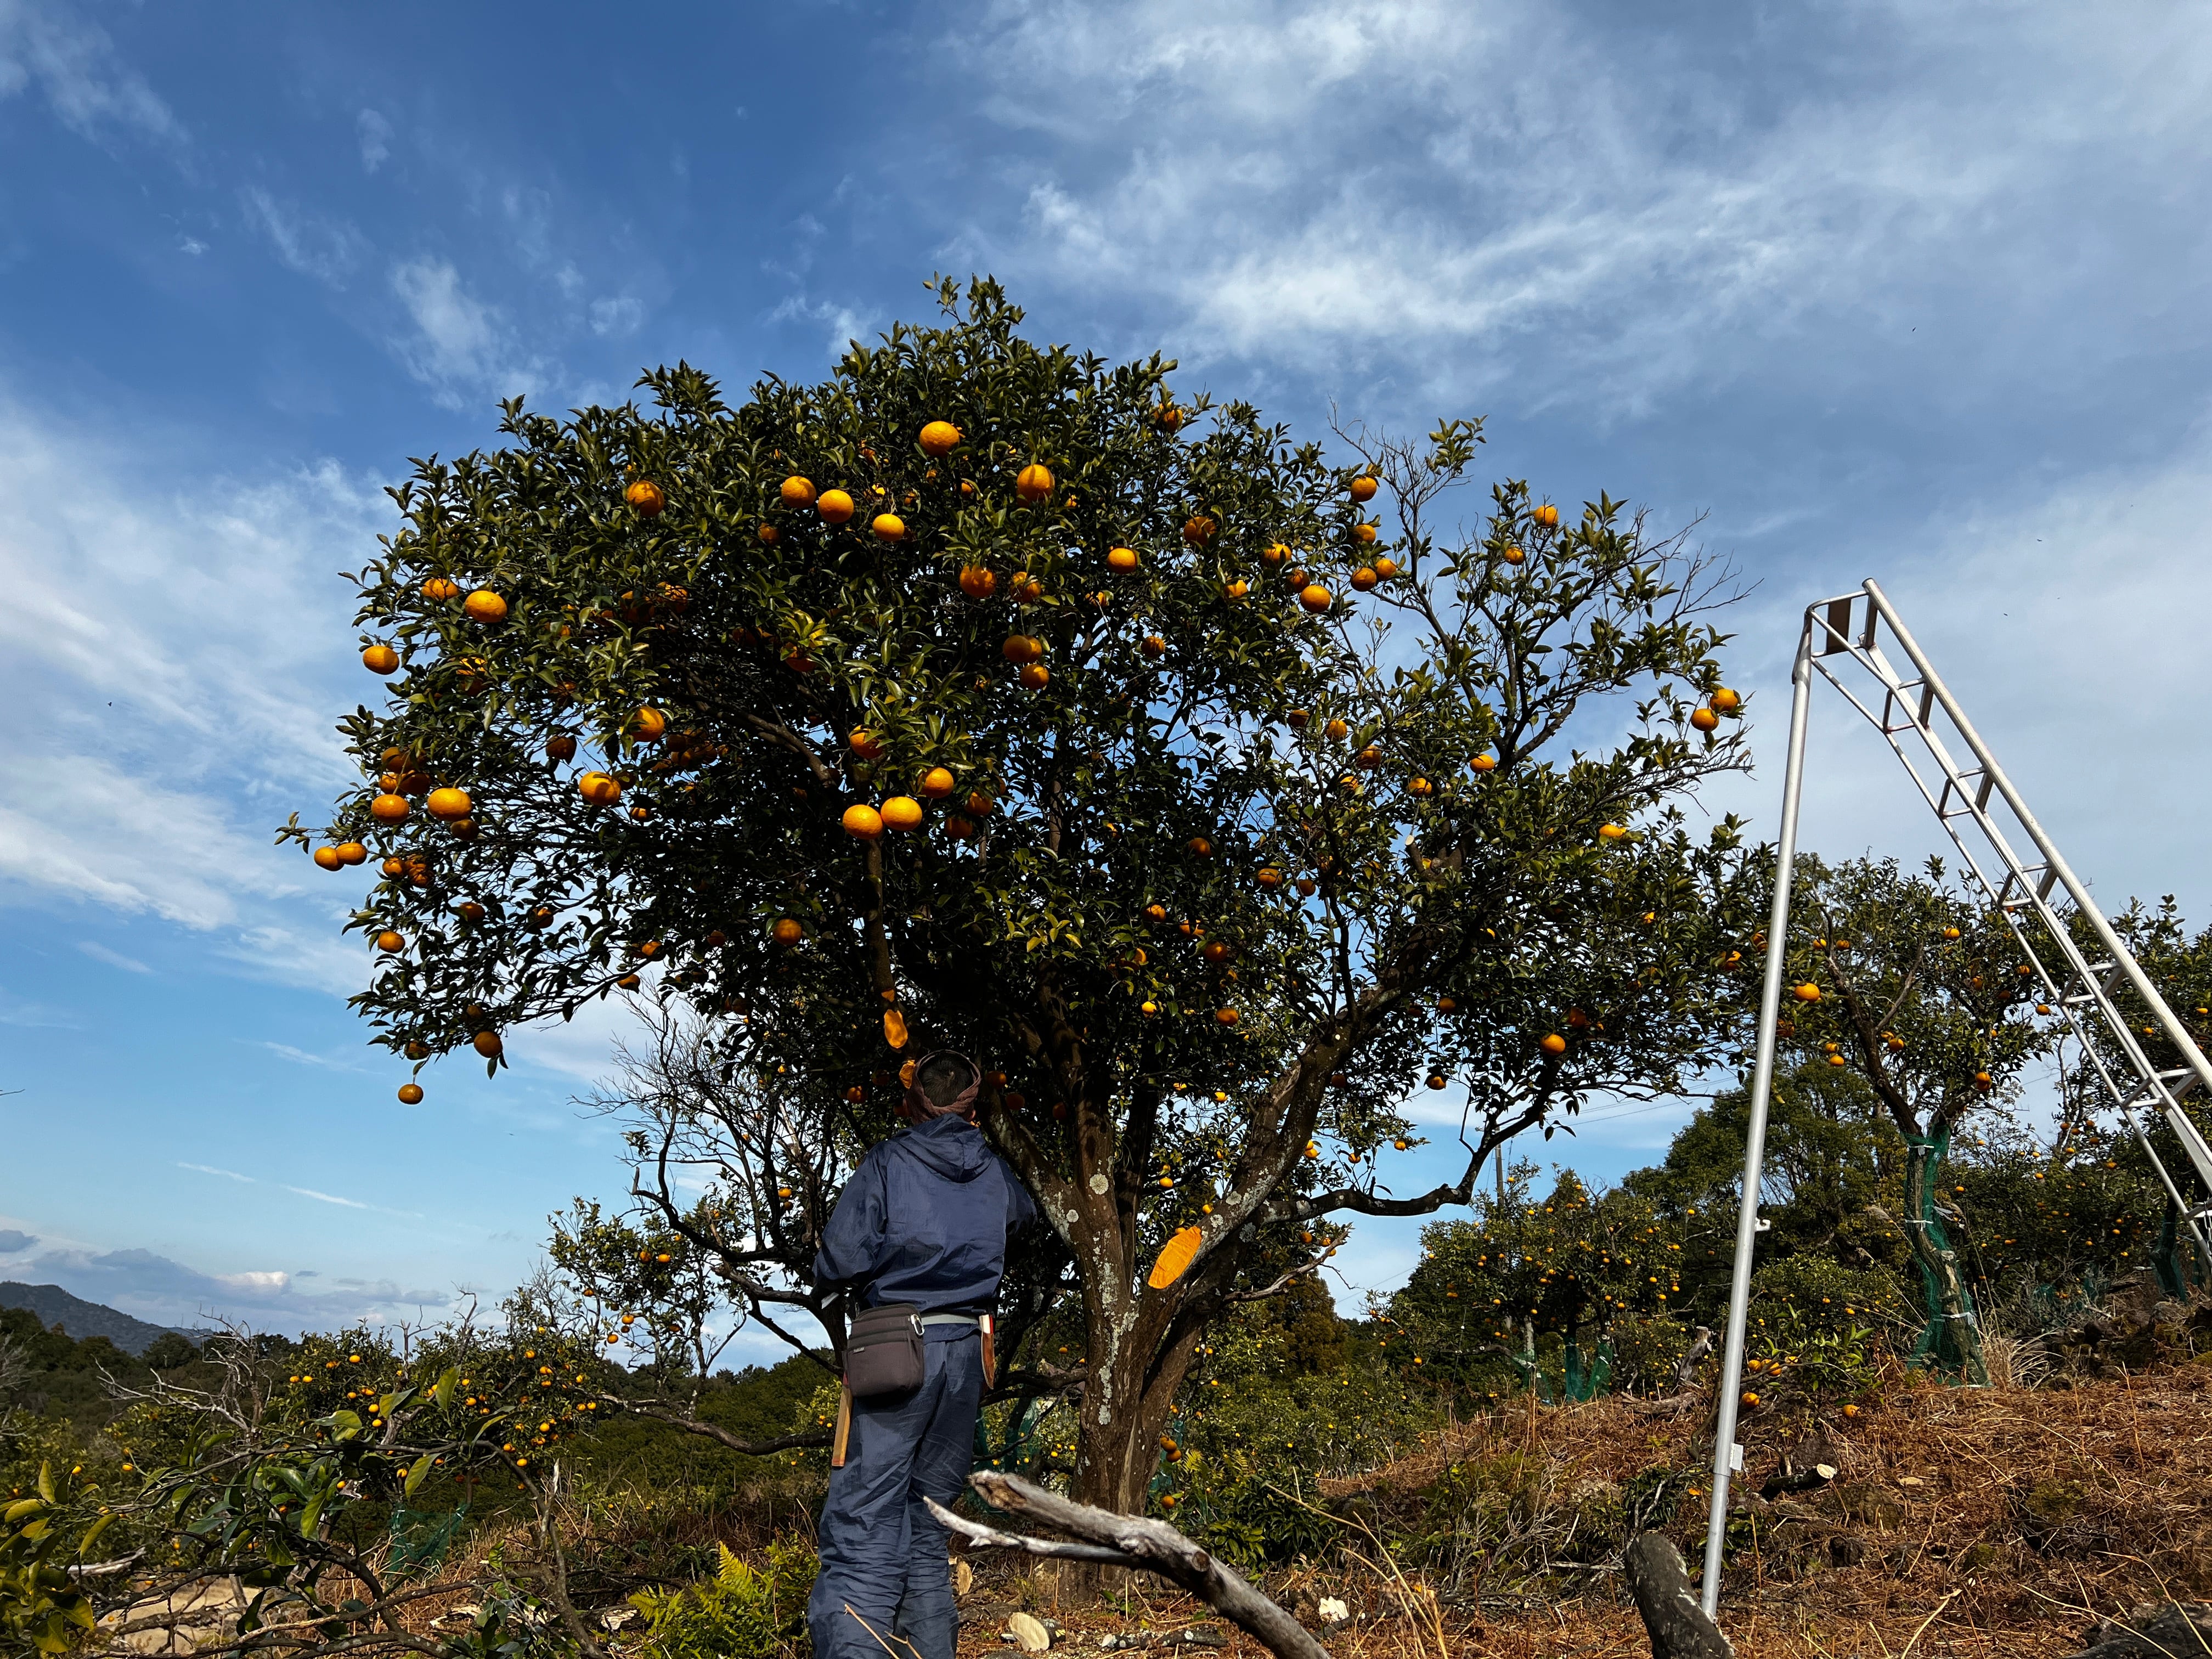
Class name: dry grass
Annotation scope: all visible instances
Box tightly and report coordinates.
[958,1357,2212,1658]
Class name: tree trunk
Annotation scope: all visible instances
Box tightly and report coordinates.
[1900,1135,1988,1385]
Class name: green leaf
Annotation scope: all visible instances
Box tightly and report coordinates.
[404,1454,434,1498]
[431,1365,460,1409]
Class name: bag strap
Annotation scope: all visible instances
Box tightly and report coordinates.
[830,1380,853,1469]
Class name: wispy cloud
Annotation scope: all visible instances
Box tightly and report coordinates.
[0,0,182,147]
[255,1041,366,1073]
[357,108,392,173]
[388,256,547,408]
[240,187,371,286]
[78,940,149,974]
[178,1162,252,1183]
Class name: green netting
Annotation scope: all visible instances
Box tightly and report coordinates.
[1903,1131,1988,1385]
[1561,1338,1613,1402]
[2154,1201,2205,1301]
[388,1503,468,1581]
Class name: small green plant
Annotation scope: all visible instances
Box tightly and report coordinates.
[633,1538,817,1659]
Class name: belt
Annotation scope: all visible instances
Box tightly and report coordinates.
[919,1313,981,1328]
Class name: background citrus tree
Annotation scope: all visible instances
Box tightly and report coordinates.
[291,276,1760,1513]
[1748,854,2055,1381]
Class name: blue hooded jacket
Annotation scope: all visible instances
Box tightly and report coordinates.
[812,1115,1037,1314]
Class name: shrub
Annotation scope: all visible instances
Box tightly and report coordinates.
[633,1538,817,1659]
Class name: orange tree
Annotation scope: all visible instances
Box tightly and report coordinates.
[289,277,1759,1513]
[1755,854,2054,1381]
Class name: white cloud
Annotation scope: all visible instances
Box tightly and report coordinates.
[240,187,371,286]
[588,294,643,338]
[940,2,2212,408]
[357,108,392,173]
[769,294,874,360]
[0,396,387,975]
[24,1244,450,1330]
[77,940,148,973]
[388,257,546,408]
[0,0,181,146]
[178,1163,251,1183]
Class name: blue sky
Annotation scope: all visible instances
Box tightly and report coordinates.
[4,0,2212,1346]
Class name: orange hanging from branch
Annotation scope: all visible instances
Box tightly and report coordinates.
[884,1009,910,1049]
[1148,1226,1205,1290]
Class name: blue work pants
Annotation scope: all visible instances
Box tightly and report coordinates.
[808,1327,983,1659]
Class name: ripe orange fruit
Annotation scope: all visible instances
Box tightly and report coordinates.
[1532,504,1560,528]
[1691,707,1720,732]
[1183,515,1216,545]
[781,476,816,507]
[375,930,405,953]
[335,842,366,865]
[1107,546,1139,572]
[427,787,472,822]
[945,814,978,840]
[1352,522,1378,545]
[422,577,460,600]
[547,734,577,761]
[1215,1008,1240,1026]
[757,523,778,544]
[363,644,399,675]
[1299,584,1331,614]
[918,767,955,799]
[1325,718,1350,740]
[1355,747,1380,770]
[1741,1391,1759,1408]
[1374,557,1399,578]
[1426,1074,1446,1090]
[958,566,998,599]
[1943,926,1961,940]
[458,901,485,923]
[1019,663,1049,689]
[817,489,855,524]
[1598,823,1627,841]
[1471,753,1497,773]
[1296,877,1317,896]
[1792,983,1822,1002]
[1262,542,1289,564]
[1187,836,1214,859]
[1541,1032,1567,1056]
[625,479,665,516]
[1842,1403,1860,1419]
[771,917,804,946]
[1438,996,1458,1013]
[871,512,905,541]
[313,845,343,871]
[918,421,962,456]
[1141,635,1166,658]
[1148,1226,1204,1289]
[964,789,995,816]
[1154,403,1184,431]
[1350,476,1378,502]
[1015,463,1055,503]
[1500,545,1525,565]
[842,730,882,761]
[397,1082,425,1104]
[1974,1070,1994,1090]
[578,772,622,806]
[1409,777,1434,797]
[1257,867,1283,888]
[881,795,924,831]
[473,1030,503,1059]
[382,856,406,877]
[1712,687,1741,712]
[843,804,885,840]
[1002,635,1043,664]
[1223,579,1248,600]
[370,793,411,823]
[462,590,507,624]
[1285,709,1310,729]
[1351,567,1378,591]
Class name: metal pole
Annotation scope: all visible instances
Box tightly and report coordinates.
[1700,619,1815,1616]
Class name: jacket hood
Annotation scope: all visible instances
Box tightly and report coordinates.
[896,1113,992,1182]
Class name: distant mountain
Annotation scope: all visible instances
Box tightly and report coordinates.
[0,1283,200,1356]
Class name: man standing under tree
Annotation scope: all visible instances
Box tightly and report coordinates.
[808,1050,1037,1659]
